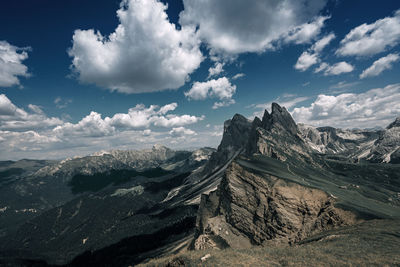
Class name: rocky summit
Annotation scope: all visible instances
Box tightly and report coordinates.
[0,103,400,266]
[191,103,399,251]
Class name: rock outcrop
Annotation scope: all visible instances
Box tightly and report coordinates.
[367,117,400,163]
[247,104,312,163]
[202,114,252,175]
[193,162,355,249]
[298,124,379,159]
[387,117,400,129]
[298,117,400,164]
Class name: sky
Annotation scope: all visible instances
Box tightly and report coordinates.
[0,0,400,160]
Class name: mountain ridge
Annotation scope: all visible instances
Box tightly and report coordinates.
[0,103,399,266]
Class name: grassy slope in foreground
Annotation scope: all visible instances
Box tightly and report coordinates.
[139,219,400,266]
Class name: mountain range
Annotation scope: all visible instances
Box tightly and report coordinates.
[0,103,399,266]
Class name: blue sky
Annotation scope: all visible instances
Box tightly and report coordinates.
[1,0,400,160]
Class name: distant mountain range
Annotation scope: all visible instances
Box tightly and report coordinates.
[299,116,400,163]
[0,103,399,266]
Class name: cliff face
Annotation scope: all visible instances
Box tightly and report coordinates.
[298,118,400,163]
[298,124,379,157]
[367,118,400,163]
[248,109,313,163]
[193,162,355,249]
[202,114,252,175]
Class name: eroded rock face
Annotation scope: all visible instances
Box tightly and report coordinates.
[262,103,298,136]
[247,104,313,163]
[202,114,252,175]
[193,162,356,250]
[368,120,400,163]
[298,124,381,160]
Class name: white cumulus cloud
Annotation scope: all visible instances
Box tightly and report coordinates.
[212,99,236,110]
[169,127,196,137]
[311,33,336,53]
[336,10,400,57]
[0,94,63,131]
[360,53,400,79]
[208,62,224,78]
[53,103,204,137]
[68,0,203,94]
[53,111,115,137]
[292,83,400,128]
[185,77,236,109]
[295,52,319,71]
[295,33,335,71]
[0,41,30,87]
[180,0,328,56]
[283,16,330,45]
[315,61,354,76]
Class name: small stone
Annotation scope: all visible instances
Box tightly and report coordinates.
[201,254,211,262]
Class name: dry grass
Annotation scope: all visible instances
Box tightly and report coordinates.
[138,219,400,267]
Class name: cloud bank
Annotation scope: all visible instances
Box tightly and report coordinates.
[180,0,328,56]
[292,83,400,128]
[0,94,62,131]
[337,9,400,57]
[0,95,213,160]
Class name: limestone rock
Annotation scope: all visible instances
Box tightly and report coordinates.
[193,162,356,249]
[247,103,313,163]
[367,119,400,163]
[201,114,252,175]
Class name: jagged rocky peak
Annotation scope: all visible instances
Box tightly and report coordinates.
[252,116,262,128]
[387,117,400,129]
[219,114,251,151]
[212,103,301,161]
[261,102,298,135]
[202,114,252,174]
[152,143,169,151]
[247,103,311,162]
[367,117,400,163]
[223,113,252,136]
